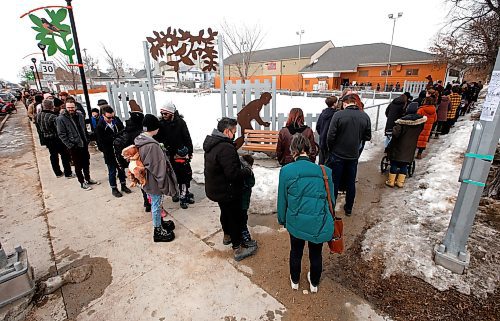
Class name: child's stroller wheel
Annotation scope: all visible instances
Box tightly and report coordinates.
[409,160,416,177]
[380,155,390,173]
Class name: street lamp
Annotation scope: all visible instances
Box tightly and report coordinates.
[31,57,43,90]
[37,43,47,61]
[29,66,39,91]
[385,12,403,92]
[296,29,304,91]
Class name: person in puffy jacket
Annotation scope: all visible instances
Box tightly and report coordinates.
[277,108,317,166]
[416,97,437,159]
[434,90,451,138]
[384,94,408,148]
[278,133,334,293]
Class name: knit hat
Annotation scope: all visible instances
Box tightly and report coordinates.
[97,99,108,106]
[160,101,176,114]
[53,97,64,108]
[177,146,189,157]
[129,99,143,113]
[406,102,419,115]
[142,114,160,132]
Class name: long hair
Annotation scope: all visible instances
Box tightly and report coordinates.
[352,93,364,110]
[286,108,304,127]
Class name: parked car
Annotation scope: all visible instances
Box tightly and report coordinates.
[0,92,16,103]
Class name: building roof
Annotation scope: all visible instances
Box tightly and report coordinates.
[300,43,436,73]
[224,41,331,64]
[87,69,112,78]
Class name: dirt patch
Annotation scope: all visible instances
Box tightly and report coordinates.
[59,256,112,319]
[328,231,500,321]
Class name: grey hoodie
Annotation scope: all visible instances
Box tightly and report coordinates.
[134,133,178,196]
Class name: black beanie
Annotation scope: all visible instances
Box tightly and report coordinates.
[143,114,160,132]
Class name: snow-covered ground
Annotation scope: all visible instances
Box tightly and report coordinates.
[362,96,500,297]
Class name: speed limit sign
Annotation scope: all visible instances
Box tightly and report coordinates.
[40,61,56,75]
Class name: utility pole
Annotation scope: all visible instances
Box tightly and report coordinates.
[434,48,500,274]
[296,29,304,91]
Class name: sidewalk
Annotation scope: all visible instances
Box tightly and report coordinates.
[29,125,285,320]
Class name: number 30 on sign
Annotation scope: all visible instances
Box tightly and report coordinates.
[40,61,55,75]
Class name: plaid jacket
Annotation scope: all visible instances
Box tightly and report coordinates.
[35,110,59,140]
[447,93,462,119]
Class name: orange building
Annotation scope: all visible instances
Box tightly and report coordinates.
[218,42,451,91]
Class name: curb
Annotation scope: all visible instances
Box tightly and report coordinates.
[0,114,11,132]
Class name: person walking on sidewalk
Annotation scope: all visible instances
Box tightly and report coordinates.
[56,97,99,190]
[96,105,131,198]
[326,94,371,216]
[203,117,257,261]
[35,99,73,178]
[278,134,334,293]
[135,115,178,242]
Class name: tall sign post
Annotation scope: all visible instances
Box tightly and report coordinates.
[434,48,500,274]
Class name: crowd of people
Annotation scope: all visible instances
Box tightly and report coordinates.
[19,77,478,293]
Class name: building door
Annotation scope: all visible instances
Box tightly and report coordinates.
[342,78,350,87]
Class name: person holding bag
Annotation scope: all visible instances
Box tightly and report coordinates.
[277,133,334,293]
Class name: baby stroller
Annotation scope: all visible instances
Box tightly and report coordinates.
[380,154,416,178]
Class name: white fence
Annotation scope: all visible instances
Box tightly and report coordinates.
[403,81,427,96]
[106,82,157,120]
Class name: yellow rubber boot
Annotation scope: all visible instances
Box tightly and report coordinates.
[385,173,397,187]
[396,174,407,188]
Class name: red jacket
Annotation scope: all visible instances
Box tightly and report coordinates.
[417,105,437,149]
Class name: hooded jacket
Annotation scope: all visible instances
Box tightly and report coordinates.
[316,107,337,151]
[203,129,250,202]
[276,124,317,165]
[388,114,427,163]
[436,96,451,122]
[96,116,124,165]
[56,109,87,149]
[417,105,437,149]
[384,95,407,135]
[134,133,178,196]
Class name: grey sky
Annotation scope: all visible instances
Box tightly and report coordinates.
[4,0,450,82]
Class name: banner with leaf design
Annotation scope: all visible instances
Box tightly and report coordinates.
[29,9,75,63]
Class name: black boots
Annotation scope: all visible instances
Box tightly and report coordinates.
[112,188,123,198]
[180,197,189,209]
[121,183,132,194]
[153,226,175,242]
[242,230,257,248]
[161,219,175,232]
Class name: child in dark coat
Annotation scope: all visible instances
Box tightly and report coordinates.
[172,146,193,209]
[240,155,257,247]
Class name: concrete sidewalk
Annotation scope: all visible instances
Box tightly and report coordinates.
[30,125,285,320]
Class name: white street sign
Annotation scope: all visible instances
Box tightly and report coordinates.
[43,74,56,81]
[40,61,56,75]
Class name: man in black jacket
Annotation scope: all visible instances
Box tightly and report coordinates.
[96,105,131,197]
[36,99,73,178]
[155,102,194,207]
[326,94,371,216]
[203,117,257,262]
[316,96,338,164]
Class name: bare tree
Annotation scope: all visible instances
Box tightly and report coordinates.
[220,20,265,83]
[102,45,124,84]
[430,0,500,80]
[53,54,80,90]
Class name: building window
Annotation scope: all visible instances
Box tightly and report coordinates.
[448,69,460,77]
[380,70,392,76]
[405,69,419,76]
[358,70,369,77]
[305,80,310,85]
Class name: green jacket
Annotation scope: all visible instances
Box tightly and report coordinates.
[277,156,334,243]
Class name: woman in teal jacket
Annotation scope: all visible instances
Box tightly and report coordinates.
[277,133,334,293]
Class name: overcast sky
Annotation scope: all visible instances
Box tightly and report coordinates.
[4,0,450,82]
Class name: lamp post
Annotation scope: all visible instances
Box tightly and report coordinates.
[385,12,403,92]
[31,57,43,90]
[29,66,39,91]
[37,43,47,61]
[296,29,304,91]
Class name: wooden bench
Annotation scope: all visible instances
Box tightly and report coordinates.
[241,129,279,153]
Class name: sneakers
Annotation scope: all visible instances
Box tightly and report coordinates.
[180,197,189,209]
[222,234,232,245]
[86,179,100,185]
[233,244,257,261]
[121,183,132,194]
[112,187,123,198]
[81,182,92,191]
[161,219,175,232]
[307,272,318,293]
[290,276,299,290]
[153,226,175,242]
[242,230,257,248]
[187,192,195,204]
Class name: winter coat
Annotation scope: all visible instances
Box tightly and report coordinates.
[134,133,178,196]
[203,129,251,203]
[155,111,193,157]
[416,105,437,149]
[448,93,461,119]
[387,114,427,163]
[436,96,451,122]
[56,110,87,149]
[96,117,124,165]
[316,107,337,151]
[327,105,371,160]
[277,125,317,165]
[277,156,334,243]
[113,112,144,169]
[240,157,255,211]
[35,110,59,141]
[172,156,192,185]
[384,95,407,135]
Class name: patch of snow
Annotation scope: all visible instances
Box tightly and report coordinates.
[250,225,274,235]
[249,165,280,214]
[352,303,393,321]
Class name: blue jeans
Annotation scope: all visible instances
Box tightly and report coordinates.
[148,194,163,227]
[107,163,126,188]
[390,160,409,175]
[326,154,358,212]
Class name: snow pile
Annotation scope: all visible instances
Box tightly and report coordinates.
[248,166,280,214]
[362,117,500,297]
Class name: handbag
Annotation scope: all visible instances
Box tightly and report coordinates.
[320,165,344,254]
